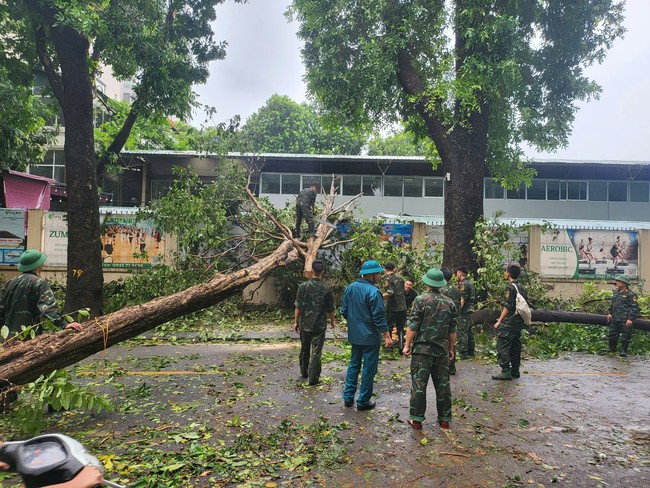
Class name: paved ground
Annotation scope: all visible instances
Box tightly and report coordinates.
[65,336,650,487]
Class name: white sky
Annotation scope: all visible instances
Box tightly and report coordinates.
[193,0,650,162]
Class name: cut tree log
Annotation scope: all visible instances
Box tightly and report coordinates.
[0,239,298,388]
[472,308,650,332]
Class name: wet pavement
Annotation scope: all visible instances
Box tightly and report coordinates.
[69,336,650,487]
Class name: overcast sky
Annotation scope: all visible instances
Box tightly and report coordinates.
[193,0,650,162]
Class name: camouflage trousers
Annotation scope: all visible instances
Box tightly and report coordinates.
[496,325,522,372]
[608,321,633,344]
[296,204,315,236]
[299,330,326,384]
[456,313,475,357]
[409,353,452,423]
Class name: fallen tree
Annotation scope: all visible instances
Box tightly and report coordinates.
[0,239,297,388]
[472,309,650,333]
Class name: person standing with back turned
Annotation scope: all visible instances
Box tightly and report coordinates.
[341,260,393,411]
[294,260,336,385]
[456,266,476,359]
[295,183,319,239]
[492,264,528,380]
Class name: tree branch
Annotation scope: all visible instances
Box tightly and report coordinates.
[34,24,64,105]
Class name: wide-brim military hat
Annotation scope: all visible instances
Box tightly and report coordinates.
[360,260,384,275]
[614,275,632,286]
[17,249,47,272]
[422,268,446,288]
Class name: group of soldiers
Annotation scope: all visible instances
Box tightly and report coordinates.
[293,257,530,430]
[294,254,640,430]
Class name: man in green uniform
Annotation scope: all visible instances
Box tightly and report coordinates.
[294,260,336,385]
[404,277,417,310]
[607,275,640,357]
[456,266,475,359]
[492,264,528,380]
[403,268,457,430]
[441,267,461,375]
[295,183,319,239]
[382,263,407,348]
[0,249,81,341]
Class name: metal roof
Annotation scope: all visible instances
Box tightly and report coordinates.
[378,214,650,231]
[121,150,650,166]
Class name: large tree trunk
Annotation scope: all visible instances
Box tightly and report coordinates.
[0,240,297,387]
[472,308,650,332]
[51,25,104,317]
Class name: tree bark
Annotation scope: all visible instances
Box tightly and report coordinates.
[472,308,650,332]
[49,24,104,317]
[0,240,297,387]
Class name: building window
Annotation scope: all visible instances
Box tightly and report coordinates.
[527,179,547,200]
[630,181,649,202]
[281,174,300,195]
[424,178,444,197]
[152,180,172,200]
[608,181,628,202]
[567,181,587,200]
[342,175,362,196]
[403,176,423,197]
[322,175,336,194]
[507,184,526,200]
[29,150,66,182]
[362,175,382,196]
[384,176,403,196]
[484,179,504,199]
[302,175,321,188]
[588,181,607,202]
[547,180,565,200]
[260,173,280,194]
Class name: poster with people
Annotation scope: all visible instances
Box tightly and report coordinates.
[0,209,26,265]
[540,229,637,280]
[100,214,165,269]
[379,223,412,247]
[42,210,165,269]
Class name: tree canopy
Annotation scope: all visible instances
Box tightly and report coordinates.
[289,0,625,269]
[234,94,366,155]
[367,130,427,157]
[0,0,246,315]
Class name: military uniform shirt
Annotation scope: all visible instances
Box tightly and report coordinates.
[502,280,528,329]
[609,287,640,323]
[384,273,407,312]
[295,278,335,334]
[0,272,67,339]
[407,290,458,357]
[296,188,317,207]
[441,284,461,315]
[458,277,475,314]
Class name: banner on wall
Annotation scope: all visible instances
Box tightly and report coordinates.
[379,223,412,247]
[540,229,638,280]
[42,211,165,269]
[0,208,26,265]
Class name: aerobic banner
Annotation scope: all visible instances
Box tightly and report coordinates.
[540,229,637,280]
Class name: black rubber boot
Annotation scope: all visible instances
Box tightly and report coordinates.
[608,338,618,353]
[620,342,629,357]
[492,369,512,381]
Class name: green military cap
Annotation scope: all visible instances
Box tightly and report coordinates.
[422,268,446,288]
[614,275,632,286]
[17,249,47,272]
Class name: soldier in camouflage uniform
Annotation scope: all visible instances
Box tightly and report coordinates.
[441,267,461,375]
[0,250,81,342]
[294,260,336,385]
[607,275,640,357]
[492,264,528,380]
[295,183,319,238]
[403,268,457,430]
[456,266,476,359]
[382,263,407,347]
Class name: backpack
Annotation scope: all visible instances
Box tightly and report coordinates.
[511,283,531,325]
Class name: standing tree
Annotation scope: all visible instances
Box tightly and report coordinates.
[234,94,366,154]
[289,0,625,270]
[2,0,244,315]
